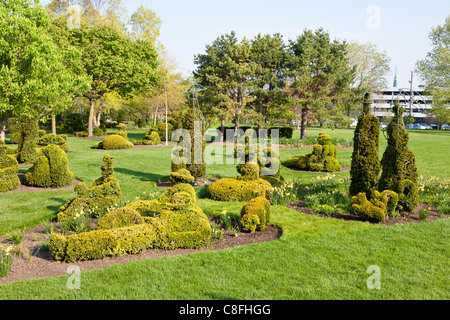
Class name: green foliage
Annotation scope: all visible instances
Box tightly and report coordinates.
[135,130,161,145]
[50,181,211,262]
[236,162,260,181]
[0,245,13,278]
[17,120,39,164]
[240,197,271,232]
[0,142,20,192]
[96,207,144,230]
[36,134,70,153]
[94,134,134,150]
[351,190,399,222]
[169,168,195,185]
[24,145,74,188]
[350,93,381,200]
[57,155,122,222]
[378,101,419,212]
[206,177,273,202]
[93,127,104,137]
[285,132,342,172]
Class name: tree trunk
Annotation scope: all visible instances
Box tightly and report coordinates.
[300,106,309,140]
[234,112,239,137]
[52,116,57,135]
[0,119,6,141]
[94,96,104,128]
[221,115,225,139]
[88,98,96,138]
[265,104,269,124]
[258,96,263,132]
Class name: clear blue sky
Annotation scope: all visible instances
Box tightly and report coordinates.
[40,0,449,88]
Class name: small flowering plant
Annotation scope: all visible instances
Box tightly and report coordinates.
[0,245,14,277]
[271,181,297,205]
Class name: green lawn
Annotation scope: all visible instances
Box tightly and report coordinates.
[0,128,448,299]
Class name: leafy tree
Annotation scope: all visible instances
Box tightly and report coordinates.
[286,29,354,139]
[346,41,391,93]
[416,15,450,125]
[194,32,254,135]
[129,5,162,49]
[0,0,88,140]
[69,24,159,137]
[250,33,287,127]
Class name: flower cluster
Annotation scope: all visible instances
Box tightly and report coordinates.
[271,181,297,205]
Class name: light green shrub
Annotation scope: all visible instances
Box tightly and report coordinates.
[94,134,134,150]
[240,197,271,232]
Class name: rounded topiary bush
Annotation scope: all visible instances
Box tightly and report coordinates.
[206,177,272,202]
[94,134,134,150]
[169,168,195,185]
[237,162,260,181]
[24,144,74,188]
[240,197,271,232]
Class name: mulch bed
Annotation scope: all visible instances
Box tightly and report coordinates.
[287,200,444,226]
[0,223,280,285]
[1,174,81,194]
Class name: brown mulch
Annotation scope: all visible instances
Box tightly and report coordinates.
[0,223,280,285]
[156,178,217,189]
[1,174,81,194]
[287,200,444,226]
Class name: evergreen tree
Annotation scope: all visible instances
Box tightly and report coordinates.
[350,92,381,200]
[378,100,419,212]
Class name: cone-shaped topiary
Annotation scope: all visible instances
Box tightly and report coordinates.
[24,144,75,188]
[182,108,206,178]
[350,92,381,200]
[378,100,419,212]
[285,132,341,172]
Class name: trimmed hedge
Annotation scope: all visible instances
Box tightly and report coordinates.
[240,197,271,232]
[50,181,211,262]
[57,155,121,222]
[0,142,20,192]
[135,131,161,145]
[169,168,195,184]
[206,177,272,202]
[36,134,70,153]
[351,190,399,222]
[285,132,341,172]
[24,145,74,188]
[94,134,134,150]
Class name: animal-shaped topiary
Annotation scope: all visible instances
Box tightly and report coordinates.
[24,144,74,188]
[135,131,161,145]
[57,155,121,223]
[378,100,419,212]
[0,140,21,192]
[285,132,342,172]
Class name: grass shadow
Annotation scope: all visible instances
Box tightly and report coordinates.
[114,166,167,183]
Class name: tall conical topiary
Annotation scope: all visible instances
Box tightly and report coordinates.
[378,100,419,212]
[350,92,381,200]
[182,108,206,179]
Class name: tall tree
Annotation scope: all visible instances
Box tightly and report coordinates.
[129,5,162,50]
[69,24,159,137]
[286,29,354,139]
[250,33,287,127]
[0,0,88,140]
[346,41,391,93]
[416,15,450,125]
[194,31,254,135]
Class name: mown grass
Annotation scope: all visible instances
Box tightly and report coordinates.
[0,127,448,299]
